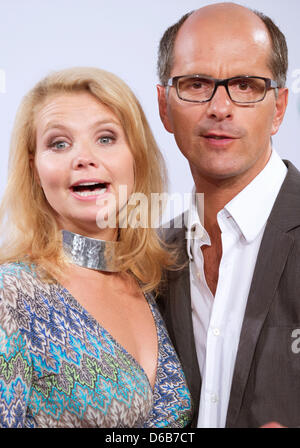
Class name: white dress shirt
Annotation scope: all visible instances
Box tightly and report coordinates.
[186,150,287,428]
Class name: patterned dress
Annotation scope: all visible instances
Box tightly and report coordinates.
[0,262,192,428]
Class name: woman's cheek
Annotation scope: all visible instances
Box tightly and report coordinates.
[35,154,65,191]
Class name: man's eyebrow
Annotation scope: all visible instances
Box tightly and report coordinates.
[182,73,255,78]
[179,73,209,77]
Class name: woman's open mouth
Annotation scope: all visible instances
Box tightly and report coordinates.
[70,181,109,198]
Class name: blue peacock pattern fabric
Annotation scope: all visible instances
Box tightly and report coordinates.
[0,262,192,428]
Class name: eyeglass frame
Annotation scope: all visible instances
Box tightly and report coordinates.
[166,75,279,104]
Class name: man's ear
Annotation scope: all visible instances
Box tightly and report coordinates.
[271,87,289,136]
[157,84,174,134]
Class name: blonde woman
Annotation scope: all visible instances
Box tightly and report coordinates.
[0,68,192,428]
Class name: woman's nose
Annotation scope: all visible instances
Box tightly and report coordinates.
[71,144,99,170]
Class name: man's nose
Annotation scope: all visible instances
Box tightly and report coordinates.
[205,85,233,120]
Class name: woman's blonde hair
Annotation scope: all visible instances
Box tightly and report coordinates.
[0,67,175,292]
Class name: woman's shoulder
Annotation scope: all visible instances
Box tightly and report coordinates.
[0,261,38,289]
[0,261,54,335]
[0,261,53,302]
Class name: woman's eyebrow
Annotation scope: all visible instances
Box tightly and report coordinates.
[42,119,121,135]
[90,119,121,129]
[42,122,69,135]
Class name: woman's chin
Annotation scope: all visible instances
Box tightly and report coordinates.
[59,217,117,239]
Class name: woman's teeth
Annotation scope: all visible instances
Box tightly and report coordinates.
[72,182,108,196]
[75,187,107,197]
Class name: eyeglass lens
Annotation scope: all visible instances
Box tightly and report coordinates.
[177,76,267,103]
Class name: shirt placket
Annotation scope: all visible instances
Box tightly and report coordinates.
[199,212,238,427]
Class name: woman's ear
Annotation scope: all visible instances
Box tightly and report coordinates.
[29,156,41,186]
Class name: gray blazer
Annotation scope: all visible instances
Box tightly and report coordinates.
[157,161,300,428]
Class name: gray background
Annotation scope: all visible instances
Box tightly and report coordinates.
[0,0,299,219]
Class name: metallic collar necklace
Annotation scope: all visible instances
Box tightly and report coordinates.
[62,230,120,272]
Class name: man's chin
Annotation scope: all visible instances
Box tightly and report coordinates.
[191,161,247,184]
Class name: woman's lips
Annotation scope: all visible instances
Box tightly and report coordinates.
[69,180,110,201]
[70,188,108,200]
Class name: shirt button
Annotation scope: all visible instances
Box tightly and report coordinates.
[196,271,201,280]
[212,328,220,336]
[211,394,218,403]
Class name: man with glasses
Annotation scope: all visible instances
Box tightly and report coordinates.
[157,3,297,428]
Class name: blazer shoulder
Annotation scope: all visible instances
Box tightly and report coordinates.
[159,212,187,245]
[268,160,300,232]
[283,160,300,187]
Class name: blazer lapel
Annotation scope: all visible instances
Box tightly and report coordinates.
[165,226,201,423]
[226,161,300,427]
[226,224,293,427]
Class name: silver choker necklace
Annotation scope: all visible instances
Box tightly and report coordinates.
[62,230,119,272]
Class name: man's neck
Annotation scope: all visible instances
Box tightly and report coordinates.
[194,176,241,235]
[191,149,272,235]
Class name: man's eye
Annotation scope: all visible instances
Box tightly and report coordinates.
[232,79,254,91]
[191,82,203,89]
[185,80,206,89]
[238,82,250,90]
[184,78,212,90]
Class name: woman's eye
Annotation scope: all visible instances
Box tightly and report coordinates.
[98,136,114,145]
[49,140,69,150]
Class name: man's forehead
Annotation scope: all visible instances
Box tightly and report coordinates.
[174,3,270,50]
[171,4,271,76]
[182,2,267,29]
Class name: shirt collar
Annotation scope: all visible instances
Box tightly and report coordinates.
[186,187,210,260]
[186,149,287,259]
[224,149,287,243]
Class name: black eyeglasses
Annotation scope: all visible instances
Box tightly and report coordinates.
[166,75,278,104]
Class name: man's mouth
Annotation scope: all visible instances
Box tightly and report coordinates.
[202,133,238,146]
[207,136,230,140]
[71,181,109,197]
[204,134,235,140]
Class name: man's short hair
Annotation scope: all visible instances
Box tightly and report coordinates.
[157,8,288,88]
